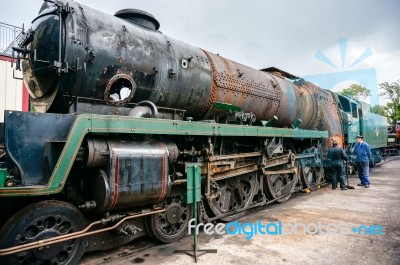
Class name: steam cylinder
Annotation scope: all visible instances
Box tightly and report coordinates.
[83,139,178,211]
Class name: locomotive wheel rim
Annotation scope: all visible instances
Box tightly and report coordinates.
[0,201,86,265]
[300,163,322,189]
[147,187,192,243]
[303,166,314,184]
[208,174,257,221]
[262,139,297,203]
[263,171,296,202]
[316,166,324,182]
[158,193,187,235]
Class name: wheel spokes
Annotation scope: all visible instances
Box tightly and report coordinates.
[0,201,87,265]
[208,173,257,220]
[278,175,295,195]
[264,171,296,202]
[146,187,192,243]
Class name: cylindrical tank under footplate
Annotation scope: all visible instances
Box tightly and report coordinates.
[84,139,177,211]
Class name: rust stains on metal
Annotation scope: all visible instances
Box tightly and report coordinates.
[201,50,281,120]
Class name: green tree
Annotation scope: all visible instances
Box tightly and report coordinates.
[371,105,387,116]
[371,104,390,124]
[379,80,400,126]
[339,84,371,99]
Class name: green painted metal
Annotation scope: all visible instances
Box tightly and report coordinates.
[174,163,215,261]
[336,94,360,144]
[360,113,388,149]
[0,114,328,197]
[211,102,241,112]
[87,115,328,138]
[261,115,278,127]
[0,115,91,197]
[358,101,388,148]
[186,164,201,204]
[344,112,360,144]
[0,168,7,188]
[291,119,302,129]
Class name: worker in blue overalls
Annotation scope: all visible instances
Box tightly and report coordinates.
[328,140,348,190]
[354,135,371,188]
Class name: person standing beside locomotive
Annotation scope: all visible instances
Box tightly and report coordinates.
[354,135,371,188]
[328,140,348,190]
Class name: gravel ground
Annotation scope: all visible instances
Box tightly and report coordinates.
[80,156,400,265]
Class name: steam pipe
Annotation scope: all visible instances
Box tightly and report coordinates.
[0,208,165,257]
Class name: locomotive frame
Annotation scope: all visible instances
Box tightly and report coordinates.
[0,110,328,264]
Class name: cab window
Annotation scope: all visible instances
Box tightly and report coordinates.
[351,102,358,118]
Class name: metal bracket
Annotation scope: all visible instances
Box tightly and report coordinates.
[53,0,71,75]
[33,49,50,64]
[12,69,23,80]
[11,47,28,71]
[261,115,278,127]
[265,137,284,157]
[11,47,29,79]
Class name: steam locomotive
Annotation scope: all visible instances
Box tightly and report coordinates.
[0,0,388,264]
[385,120,400,156]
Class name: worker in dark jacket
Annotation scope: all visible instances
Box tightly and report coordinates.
[328,140,348,190]
[354,135,371,188]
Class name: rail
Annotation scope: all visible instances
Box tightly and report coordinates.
[0,22,23,56]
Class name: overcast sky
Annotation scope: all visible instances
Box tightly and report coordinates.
[1,0,399,101]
